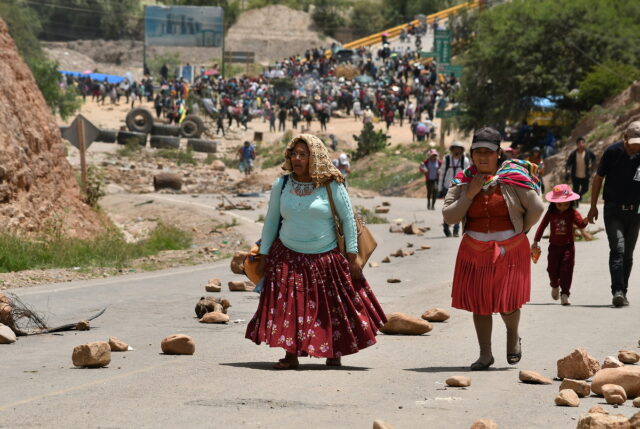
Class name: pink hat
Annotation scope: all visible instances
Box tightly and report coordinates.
[545,184,580,203]
[428,149,438,157]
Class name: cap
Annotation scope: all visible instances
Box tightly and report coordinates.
[427,149,438,157]
[627,121,640,144]
[339,153,348,163]
[531,146,541,152]
[471,127,501,151]
[450,141,465,150]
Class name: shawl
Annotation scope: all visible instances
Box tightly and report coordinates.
[281,134,344,186]
[451,159,540,193]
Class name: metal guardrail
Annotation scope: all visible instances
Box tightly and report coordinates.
[343,0,481,50]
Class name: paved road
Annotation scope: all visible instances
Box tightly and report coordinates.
[1,195,637,429]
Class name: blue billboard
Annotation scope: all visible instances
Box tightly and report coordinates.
[144,5,223,47]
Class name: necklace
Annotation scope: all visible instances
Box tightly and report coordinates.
[290,177,315,196]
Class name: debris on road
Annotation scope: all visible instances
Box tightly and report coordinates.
[195,297,231,318]
[205,278,222,292]
[72,341,111,368]
[229,281,255,292]
[161,334,195,355]
[603,355,624,369]
[602,384,627,405]
[618,350,640,364]
[419,245,432,250]
[446,376,471,387]
[0,323,16,344]
[470,420,498,429]
[386,278,401,283]
[633,397,640,407]
[372,420,394,429]
[519,370,552,385]
[554,389,579,407]
[76,320,90,331]
[576,413,631,429]
[374,206,390,214]
[153,173,182,191]
[557,348,600,380]
[368,262,379,268]
[380,313,432,335]
[592,367,640,398]
[422,308,450,322]
[559,379,590,397]
[231,251,248,274]
[381,256,391,263]
[587,405,608,414]
[108,337,129,352]
[402,223,424,235]
[200,312,230,324]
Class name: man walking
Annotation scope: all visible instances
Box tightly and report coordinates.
[566,137,596,204]
[238,141,256,175]
[587,122,640,307]
[438,142,469,237]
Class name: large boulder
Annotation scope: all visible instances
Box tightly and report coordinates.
[195,296,231,318]
[228,281,255,292]
[230,251,248,274]
[603,356,625,369]
[200,312,230,324]
[72,341,111,367]
[602,384,627,405]
[161,334,195,355]
[205,278,222,292]
[592,367,640,399]
[560,379,591,397]
[0,323,16,344]
[618,350,640,364]
[108,337,128,352]
[380,313,432,335]
[421,308,450,322]
[557,348,601,380]
[576,413,630,429]
[555,389,580,407]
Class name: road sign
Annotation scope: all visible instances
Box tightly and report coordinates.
[419,51,434,58]
[223,51,255,64]
[434,30,452,65]
[441,64,463,78]
[436,109,462,119]
[61,114,100,150]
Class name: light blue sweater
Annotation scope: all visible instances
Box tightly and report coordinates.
[260,175,358,255]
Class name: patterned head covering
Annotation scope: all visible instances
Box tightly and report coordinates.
[451,159,541,193]
[282,134,345,186]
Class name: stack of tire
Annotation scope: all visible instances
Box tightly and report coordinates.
[117,108,217,153]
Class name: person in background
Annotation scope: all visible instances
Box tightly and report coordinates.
[438,142,470,237]
[565,137,597,205]
[238,141,256,175]
[419,149,441,210]
[587,122,640,307]
[528,146,545,193]
[333,153,351,181]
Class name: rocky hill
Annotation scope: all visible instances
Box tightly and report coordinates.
[0,19,106,238]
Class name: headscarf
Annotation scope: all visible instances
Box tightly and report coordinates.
[281,134,344,186]
[451,159,540,193]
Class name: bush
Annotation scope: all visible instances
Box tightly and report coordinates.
[156,148,196,166]
[84,165,106,208]
[352,122,389,160]
[117,139,143,157]
[578,61,640,109]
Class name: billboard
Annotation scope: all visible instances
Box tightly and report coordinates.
[144,5,224,48]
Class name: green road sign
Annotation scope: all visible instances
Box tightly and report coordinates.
[434,30,451,65]
[436,109,462,119]
[442,65,463,78]
[419,51,434,58]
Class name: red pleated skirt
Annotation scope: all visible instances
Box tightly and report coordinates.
[451,233,531,315]
[245,240,387,358]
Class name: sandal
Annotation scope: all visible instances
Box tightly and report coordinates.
[470,356,494,371]
[507,338,522,365]
[326,357,342,367]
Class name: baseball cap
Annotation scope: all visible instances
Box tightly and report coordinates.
[627,121,640,144]
[471,127,501,151]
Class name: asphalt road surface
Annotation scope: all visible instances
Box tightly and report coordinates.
[1,195,637,429]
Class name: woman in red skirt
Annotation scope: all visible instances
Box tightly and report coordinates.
[443,127,544,370]
[246,134,386,369]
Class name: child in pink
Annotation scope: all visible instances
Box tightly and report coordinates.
[532,184,588,306]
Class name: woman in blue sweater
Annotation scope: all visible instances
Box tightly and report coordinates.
[245,134,386,369]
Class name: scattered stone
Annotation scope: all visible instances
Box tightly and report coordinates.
[619,350,640,364]
[153,173,182,191]
[161,334,195,355]
[602,384,627,405]
[381,201,391,207]
[576,413,630,429]
[633,397,640,408]
[604,356,625,369]
[76,320,90,331]
[72,341,111,367]
[108,337,128,352]
[560,379,591,397]
[200,312,230,324]
[420,245,432,250]
[368,262,379,268]
[228,281,255,292]
[519,370,553,385]
[391,249,408,257]
[374,206,390,214]
[210,160,226,171]
[0,323,16,344]
[0,302,12,326]
[205,278,222,292]
[470,420,498,429]
[406,242,413,247]
[592,367,640,399]
[555,389,580,407]
[402,223,423,235]
[629,412,640,427]
[387,278,401,283]
[381,256,391,263]
[373,420,394,429]
[421,308,450,322]
[230,251,248,274]
[557,348,601,380]
[588,405,609,415]
[389,225,403,233]
[195,296,231,318]
[446,376,471,387]
[380,313,432,335]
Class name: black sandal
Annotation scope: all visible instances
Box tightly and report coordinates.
[507,338,522,365]
[470,356,494,371]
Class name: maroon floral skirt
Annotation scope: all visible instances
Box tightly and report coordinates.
[245,240,387,358]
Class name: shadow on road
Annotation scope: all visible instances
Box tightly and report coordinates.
[526,303,613,308]
[404,366,514,373]
[220,362,370,371]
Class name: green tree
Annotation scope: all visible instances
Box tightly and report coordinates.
[456,0,640,131]
[311,0,349,37]
[352,122,389,160]
[577,61,640,109]
[349,1,387,39]
[383,0,455,27]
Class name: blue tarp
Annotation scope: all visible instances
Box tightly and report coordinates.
[530,97,558,109]
[59,70,126,84]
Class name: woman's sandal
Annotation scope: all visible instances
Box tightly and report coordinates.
[273,358,299,370]
[507,338,522,365]
[326,358,342,367]
[470,356,495,371]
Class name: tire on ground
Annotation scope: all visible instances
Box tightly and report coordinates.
[186,138,217,153]
[153,173,182,191]
[150,135,181,150]
[96,129,117,143]
[117,130,147,146]
[125,108,154,133]
[151,123,181,136]
[179,115,205,138]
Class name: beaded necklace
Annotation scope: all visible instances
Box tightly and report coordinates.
[290,176,315,196]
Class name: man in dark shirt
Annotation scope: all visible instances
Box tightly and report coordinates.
[565,137,597,204]
[588,121,640,307]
